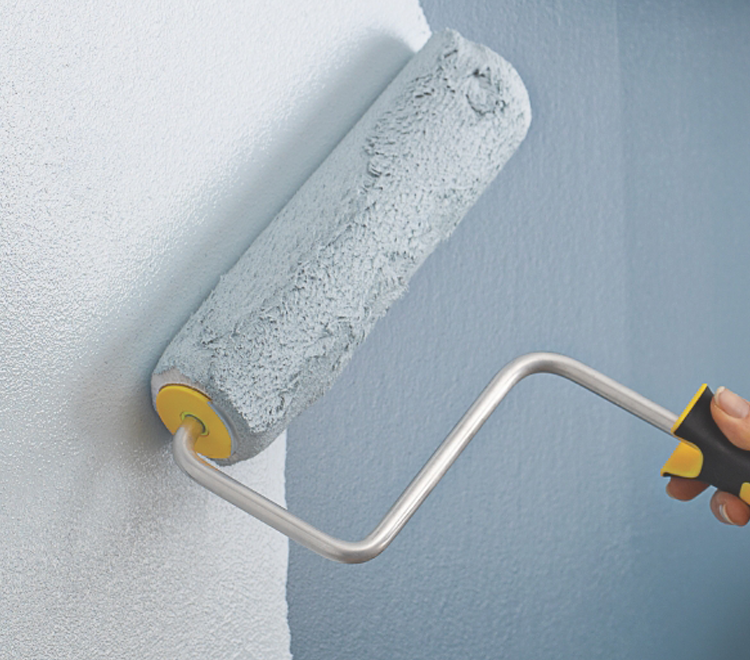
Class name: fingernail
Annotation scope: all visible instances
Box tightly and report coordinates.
[715,386,750,419]
[719,503,736,525]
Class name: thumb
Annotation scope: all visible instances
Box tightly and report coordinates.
[711,387,750,450]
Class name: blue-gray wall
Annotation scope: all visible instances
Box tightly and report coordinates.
[286,1,750,657]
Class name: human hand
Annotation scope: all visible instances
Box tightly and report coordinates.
[667,387,750,526]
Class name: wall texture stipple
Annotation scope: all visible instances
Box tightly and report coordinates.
[0,2,429,657]
[4,1,750,659]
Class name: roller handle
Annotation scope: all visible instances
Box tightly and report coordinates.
[662,385,750,505]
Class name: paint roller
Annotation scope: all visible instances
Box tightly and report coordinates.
[152,30,750,563]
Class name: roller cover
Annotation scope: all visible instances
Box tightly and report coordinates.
[152,29,531,463]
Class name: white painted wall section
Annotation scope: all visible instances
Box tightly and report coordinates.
[0,2,429,657]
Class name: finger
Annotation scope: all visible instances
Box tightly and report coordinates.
[711,387,750,450]
[710,490,750,526]
[666,476,709,501]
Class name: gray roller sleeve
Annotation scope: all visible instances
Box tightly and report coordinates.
[152,29,531,463]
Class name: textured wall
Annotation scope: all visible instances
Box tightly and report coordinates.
[286,1,750,658]
[0,1,428,657]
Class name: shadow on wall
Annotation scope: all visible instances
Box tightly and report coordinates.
[72,34,418,475]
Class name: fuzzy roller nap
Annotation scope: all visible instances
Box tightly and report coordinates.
[152,29,532,464]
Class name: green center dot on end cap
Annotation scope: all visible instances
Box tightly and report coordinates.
[155,384,233,459]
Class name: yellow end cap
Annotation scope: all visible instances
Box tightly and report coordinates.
[661,441,704,479]
[155,385,232,459]
[739,483,750,506]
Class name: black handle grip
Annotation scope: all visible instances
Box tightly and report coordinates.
[662,385,750,504]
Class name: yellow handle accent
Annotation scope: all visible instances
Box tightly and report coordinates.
[661,441,704,479]
[155,385,233,459]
